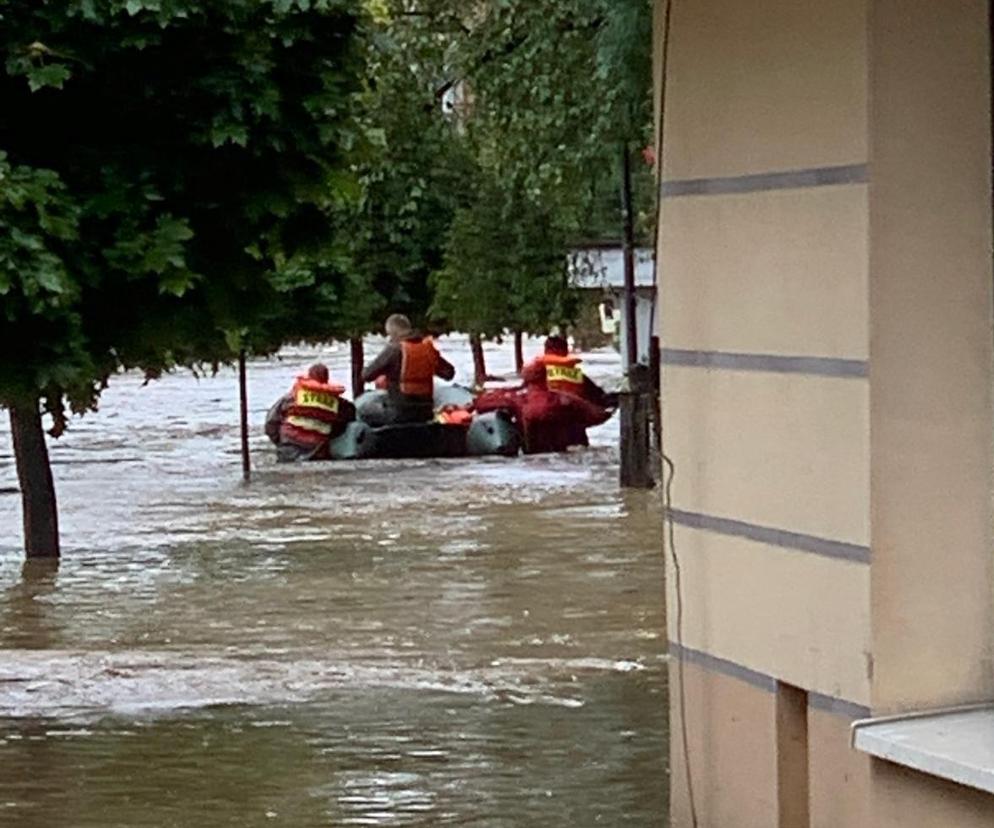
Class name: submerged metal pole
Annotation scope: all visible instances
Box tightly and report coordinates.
[650,334,662,456]
[238,350,250,483]
[619,364,653,488]
[619,143,652,488]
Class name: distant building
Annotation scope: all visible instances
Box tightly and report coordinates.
[569,245,655,368]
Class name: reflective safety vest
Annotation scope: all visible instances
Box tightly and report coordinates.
[281,377,345,446]
[399,338,439,398]
[539,354,585,397]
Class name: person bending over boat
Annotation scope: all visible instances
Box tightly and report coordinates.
[359,314,455,426]
[522,336,614,410]
[265,363,356,461]
[519,336,615,450]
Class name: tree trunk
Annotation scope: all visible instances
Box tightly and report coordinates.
[470,333,487,387]
[514,331,525,375]
[350,337,364,399]
[9,399,60,559]
[238,351,251,483]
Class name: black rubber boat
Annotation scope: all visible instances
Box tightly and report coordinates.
[327,411,521,460]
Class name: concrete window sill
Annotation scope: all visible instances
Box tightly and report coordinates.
[853,706,994,794]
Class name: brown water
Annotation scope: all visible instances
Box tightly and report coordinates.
[0,337,667,827]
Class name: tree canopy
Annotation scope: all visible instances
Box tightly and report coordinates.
[0,0,366,429]
[429,174,576,337]
[369,0,655,339]
[343,6,471,331]
[1,0,655,417]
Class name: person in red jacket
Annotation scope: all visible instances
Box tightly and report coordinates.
[474,336,616,453]
[521,335,613,410]
[265,363,355,461]
[360,313,455,425]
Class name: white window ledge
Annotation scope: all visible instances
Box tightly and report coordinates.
[853,705,994,795]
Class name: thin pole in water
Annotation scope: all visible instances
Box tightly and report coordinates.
[350,337,364,399]
[238,350,250,483]
[514,330,525,375]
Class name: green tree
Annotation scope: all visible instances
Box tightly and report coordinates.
[429,174,577,376]
[441,0,654,236]
[346,6,471,331]
[376,0,654,356]
[0,0,365,557]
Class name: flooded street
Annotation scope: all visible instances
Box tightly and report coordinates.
[0,337,667,826]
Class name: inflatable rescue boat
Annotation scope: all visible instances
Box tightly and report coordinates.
[326,385,521,460]
[269,383,614,461]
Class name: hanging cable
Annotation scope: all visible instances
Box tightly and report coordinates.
[663,453,698,828]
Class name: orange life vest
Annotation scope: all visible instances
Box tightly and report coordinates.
[435,406,473,426]
[399,339,438,398]
[537,353,585,397]
[280,377,345,447]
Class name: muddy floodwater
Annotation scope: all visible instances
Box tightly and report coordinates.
[0,337,667,827]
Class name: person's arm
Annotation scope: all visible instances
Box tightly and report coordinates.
[521,361,545,388]
[566,393,614,427]
[338,397,356,422]
[434,351,456,381]
[582,375,611,409]
[362,343,399,384]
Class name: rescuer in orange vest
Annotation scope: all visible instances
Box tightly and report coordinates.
[522,335,613,408]
[360,313,456,425]
[518,335,615,450]
[265,363,356,461]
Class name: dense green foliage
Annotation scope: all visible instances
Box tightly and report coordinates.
[450,0,653,223]
[345,8,470,331]
[430,176,575,337]
[0,0,364,429]
[0,0,654,425]
[375,0,655,338]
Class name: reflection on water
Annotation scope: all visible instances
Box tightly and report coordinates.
[0,337,667,826]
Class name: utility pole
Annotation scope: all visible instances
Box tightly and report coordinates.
[618,142,653,488]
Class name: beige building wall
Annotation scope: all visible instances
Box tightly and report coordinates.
[657,0,994,824]
[867,0,994,714]
[867,0,994,824]
[871,763,994,828]
[668,659,778,828]
[659,0,872,824]
[807,708,870,828]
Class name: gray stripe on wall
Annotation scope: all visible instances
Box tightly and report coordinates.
[663,349,868,378]
[662,163,869,197]
[670,643,870,720]
[809,691,871,720]
[668,509,871,565]
[668,642,777,693]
